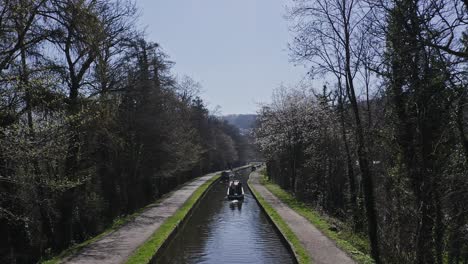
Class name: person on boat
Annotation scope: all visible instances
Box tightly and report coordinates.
[229,182,235,195]
[236,181,243,194]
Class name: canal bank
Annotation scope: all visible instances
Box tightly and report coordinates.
[248,170,358,264]
[154,166,296,264]
[128,165,254,264]
[54,167,246,264]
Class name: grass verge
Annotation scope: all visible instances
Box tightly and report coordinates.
[125,174,220,264]
[258,171,374,264]
[249,180,311,264]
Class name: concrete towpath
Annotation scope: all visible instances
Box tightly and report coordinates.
[249,171,356,264]
[62,171,220,264]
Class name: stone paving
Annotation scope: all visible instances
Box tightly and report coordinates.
[249,171,356,264]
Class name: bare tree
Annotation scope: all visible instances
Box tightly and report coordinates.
[288,0,381,261]
[0,0,49,73]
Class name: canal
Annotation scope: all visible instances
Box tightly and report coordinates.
[154,167,296,264]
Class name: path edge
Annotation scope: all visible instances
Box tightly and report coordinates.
[127,164,253,264]
[42,174,217,264]
[147,173,220,263]
[247,171,305,264]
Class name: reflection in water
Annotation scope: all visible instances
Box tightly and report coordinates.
[229,200,243,211]
[154,168,295,264]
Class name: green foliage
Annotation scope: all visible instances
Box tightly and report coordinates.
[0,1,256,262]
[279,0,468,262]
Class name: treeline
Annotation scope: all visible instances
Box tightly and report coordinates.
[256,0,468,263]
[0,1,253,263]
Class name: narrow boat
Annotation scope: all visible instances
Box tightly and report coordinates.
[227,180,245,200]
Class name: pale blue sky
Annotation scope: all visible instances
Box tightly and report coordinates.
[138,0,307,114]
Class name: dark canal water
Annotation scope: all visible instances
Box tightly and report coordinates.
[154,168,296,264]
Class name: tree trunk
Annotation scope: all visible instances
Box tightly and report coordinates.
[338,83,360,230]
[434,188,444,264]
[456,92,468,162]
[20,47,34,135]
[344,23,380,262]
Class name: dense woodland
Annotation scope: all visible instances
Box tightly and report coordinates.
[256,0,468,263]
[0,1,255,262]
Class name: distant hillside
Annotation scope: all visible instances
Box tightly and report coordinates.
[222,114,257,131]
